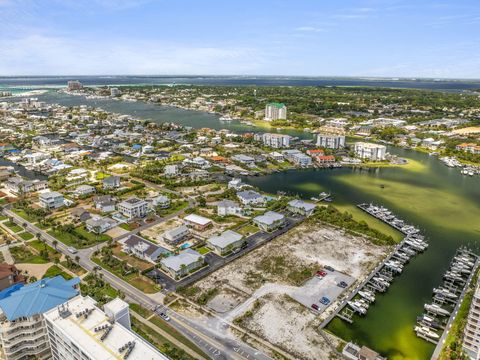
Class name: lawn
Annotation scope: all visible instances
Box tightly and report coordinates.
[48,226,110,249]
[10,246,49,264]
[237,224,259,236]
[95,171,110,180]
[12,209,38,223]
[111,245,153,271]
[3,221,23,233]
[0,215,7,221]
[80,273,119,305]
[119,222,135,231]
[196,246,211,255]
[156,200,189,217]
[18,231,34,240]
[60,260,86,276]
[29,240,61,261]
[42,265,73,280]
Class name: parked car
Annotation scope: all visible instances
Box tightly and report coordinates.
[311,304,319,310]
[320,297,330,305]
[337,281,348,288]
[159,312,170,321]
[325,265,335,272]
[316,270,327,277]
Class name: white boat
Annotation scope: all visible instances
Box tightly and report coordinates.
[424,303,450,316]
[347,301,367,315]
[433,287,458,299]
[358,290,375,303]
[415,325,440,339]
[219,115,233,121]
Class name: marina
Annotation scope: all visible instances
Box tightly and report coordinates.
[415,248,478,348]
[320,204,428,326]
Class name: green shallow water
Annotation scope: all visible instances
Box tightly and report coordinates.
[244,147,480,360]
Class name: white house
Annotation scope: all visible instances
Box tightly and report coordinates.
[253,211,285,231]
[39,191,64,210]
[228,178,244,190]
[73,184,96,197]
[160,249,205,279]
[164,165,179,177]
[354,142,387,161]
[207,230,244,256]
[161,225,190,244]
[85,217,116,234]
[183,214,213,231]
[236,190,265,206]
[217,200,243,217]
[151,195,170,209]
[123,235,166,263]
[103,176,121,189]
[287,199,316,216]
[117,197,148,220]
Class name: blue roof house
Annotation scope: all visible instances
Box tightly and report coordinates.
[0,276,80,359]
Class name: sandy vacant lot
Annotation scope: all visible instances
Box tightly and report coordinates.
[16,263,52,279]
[188,222,389,360]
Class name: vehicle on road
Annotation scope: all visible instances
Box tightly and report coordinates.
[67,246,78,254]
[159,312,170,321]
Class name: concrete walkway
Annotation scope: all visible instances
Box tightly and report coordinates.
[130,311,208,360]
[1,248,13,264]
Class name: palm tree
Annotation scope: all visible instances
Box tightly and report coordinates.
[75,255,80,264]
[52,240,58,250]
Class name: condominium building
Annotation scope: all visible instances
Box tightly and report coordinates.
[0,276,80,360]
[67,80,83,91]
[463,281,480,359]
[39,191,64,210]
[258,133,291,148]
[43,295,169,360]
[316,134,346,149]
[117,197,149,219]
[354,142,387,161]
[264,102,287,121]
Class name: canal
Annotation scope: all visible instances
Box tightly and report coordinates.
[13,90,480,359]
[244,146,480,360]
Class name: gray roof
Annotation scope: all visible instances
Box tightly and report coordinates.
[103,175,120,184]
[217,199,240,208]
[163,225,189,239]
[86,217,116,228]
[254,211,285,225]
[207,230,243,249]
[124,235,161,256]
[237,190,263,201]
[288,199,316,212]
[161,249,203,271]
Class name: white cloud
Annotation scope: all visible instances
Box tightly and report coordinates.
[0,34,264,75]
[295,26,324,33]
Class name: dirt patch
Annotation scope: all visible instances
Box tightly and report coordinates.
[236,293,339,360]
[106,226,129,238]
[16,262,53,279]
[207,288,244,313]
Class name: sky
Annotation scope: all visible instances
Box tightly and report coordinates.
[0,0,479,78]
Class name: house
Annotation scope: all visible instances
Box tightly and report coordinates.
[73,184,96,197]
[162,225,190,244]
[269,151,284,162]
[39,191,64,210]
[183,157,210,169]
[85,217,116,234]
[152,195,170,209]
[207,230,244,256]
[0,264,25,291]
[237,190,265,206]
[287,200,316,216]
[315,155,336,164]
[183,214,213,231]
[228,178,244,190]
[217,200,243,217]
[160,249,205,279]
[103,176,121,189]
[5,177,48,195]
[123,235,166,263]
[282,150,312,166]
[354,142,387,161]
[253,211,285,231]
[164,164,179,177]
[94,195,116,213]
[117,197,148,220]
[316,134,346,149]
[231,154,256,167]
[71,207,91,222]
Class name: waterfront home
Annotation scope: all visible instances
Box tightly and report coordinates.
[39,191,64,210]
[183,156,211,169]
[85,217,116,234]
[253,211,285,232]
[282,149,312,166]
[102,175,121,189]
[314,155,336,164]
[237,190,265,206]
[160,249,204,279]
[217,199,243,217]
[151,195,170,209]
[316,134,346,149]
[268,151,284,162]
[287,199,316,217]
[207,230,244,256]
[231,154,256,167]
[228,178,244,190]
[117,197,148,220]
[162,225,190,244]
[183,214,213,231]
[73,184,96,197]
[123,235,165,263]
[257,133,291,148]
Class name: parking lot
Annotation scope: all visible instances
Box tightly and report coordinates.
[289,269,355,313]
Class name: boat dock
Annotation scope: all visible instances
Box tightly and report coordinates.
[415,248,479,356]
[357,203,421,235]
[320,204,428,328]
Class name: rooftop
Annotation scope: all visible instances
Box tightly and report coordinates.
[161,249,203,271]
[0,276,79,321]
[208,230,243,249]
[184,214,212,226]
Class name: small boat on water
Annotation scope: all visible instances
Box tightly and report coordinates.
[415,325,440,340]
[424,303,450,317]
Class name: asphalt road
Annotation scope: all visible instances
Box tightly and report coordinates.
[3,207,273,360]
